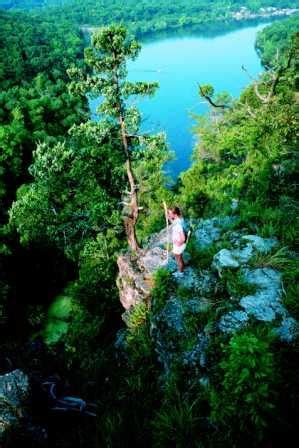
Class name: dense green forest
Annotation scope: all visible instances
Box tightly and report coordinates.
[0,1,298,447]
[256,12,299,65]
[0,0,64,8]
[1,0,299,37]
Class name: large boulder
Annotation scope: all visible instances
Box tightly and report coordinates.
[212,248,240,271]
[149,292,212,377]
[218,266,298,340]
[193,215,237,249]
[117,247,176,310]
[218,310,249,333]
[240,267,284,321]
[241,235,278,253]
[212,235,279,273]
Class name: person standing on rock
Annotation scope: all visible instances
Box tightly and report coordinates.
[167,207,186,274]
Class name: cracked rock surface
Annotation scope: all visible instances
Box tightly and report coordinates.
[116,215,298,379]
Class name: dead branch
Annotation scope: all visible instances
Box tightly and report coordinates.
[241,46,294,104]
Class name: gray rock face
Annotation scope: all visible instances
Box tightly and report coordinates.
[230,244,254,263]
[150,295,211,376]
[148,266,217,376]
[116,217,225,374]
[147,222,176,249]
[240,268,284,321]
[182,333,209,369]
[172,267,217,295]
[117,247,175,310]
[212,235,279,273]
[241,295,277,321]
[116,215,236,311]
[218,310,249,333]
[0,369,30,443]
[159,298,186,334]
[138,247,176,273]
[241,235,278,253]
[273,317,299,342]
[218,266,297,340]
[212,248,240,271]
[149,297,185,375]
[116,214,298,367]
[193,216,237,249]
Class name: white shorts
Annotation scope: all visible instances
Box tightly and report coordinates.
[172,243,186,255]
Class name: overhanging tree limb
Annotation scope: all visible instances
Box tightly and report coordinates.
[198,84,231,109]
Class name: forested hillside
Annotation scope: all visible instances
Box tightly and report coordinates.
[0,0,64,9]
[256,12,299,65]
[0,7,87,350]
[1,0,299,36]
[0,2,298,447]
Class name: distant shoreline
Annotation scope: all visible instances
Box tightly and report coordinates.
[80,7,299,40]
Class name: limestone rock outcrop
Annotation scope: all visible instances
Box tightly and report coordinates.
[116,214,298,379]
[116,215,235,311]
[117,246,176,310]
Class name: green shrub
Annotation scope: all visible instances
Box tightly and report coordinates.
[187,238,217,270]
[210,327,278,445]
[220,268,257,297]
[124,301,154,362]
[281,256,299,320]
[151,268,174,314]
[248,246,295,270]
[126,302,149,338]
[151,389,205,448]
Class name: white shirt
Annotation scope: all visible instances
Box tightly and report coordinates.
[172,217,185,244]
[171,217,186,255]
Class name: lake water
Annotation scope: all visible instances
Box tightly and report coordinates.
[90,20,275,179]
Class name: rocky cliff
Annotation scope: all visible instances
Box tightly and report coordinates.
[116,214,298,378]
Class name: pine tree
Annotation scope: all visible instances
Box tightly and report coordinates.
[67,24,160,251]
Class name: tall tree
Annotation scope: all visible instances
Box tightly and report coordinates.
[67,24,160,251]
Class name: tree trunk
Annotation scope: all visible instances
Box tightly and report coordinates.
[119,115,140,252]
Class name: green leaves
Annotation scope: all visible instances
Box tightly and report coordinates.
[68,24,174,249]
[91,24,141,62]
[256,15,299,68]
[9,133,124,260]
[199,84,214,98]
[179,46,298,245]
[210,327,278,442]
[151,268,174,314]
[123,81,159,98]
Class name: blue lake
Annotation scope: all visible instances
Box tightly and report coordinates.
[90,20,275,179]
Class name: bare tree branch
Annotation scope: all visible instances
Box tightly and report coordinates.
[241,46,294,105]
[198,84,231,109]
[244,102,257,118]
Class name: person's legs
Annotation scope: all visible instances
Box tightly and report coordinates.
[175,254,185,272]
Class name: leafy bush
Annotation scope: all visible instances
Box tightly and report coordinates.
[151,268,174,314]
[210,327,278,445]
[151,387,206,448]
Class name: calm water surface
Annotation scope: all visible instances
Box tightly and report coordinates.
[90,21,275,179]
